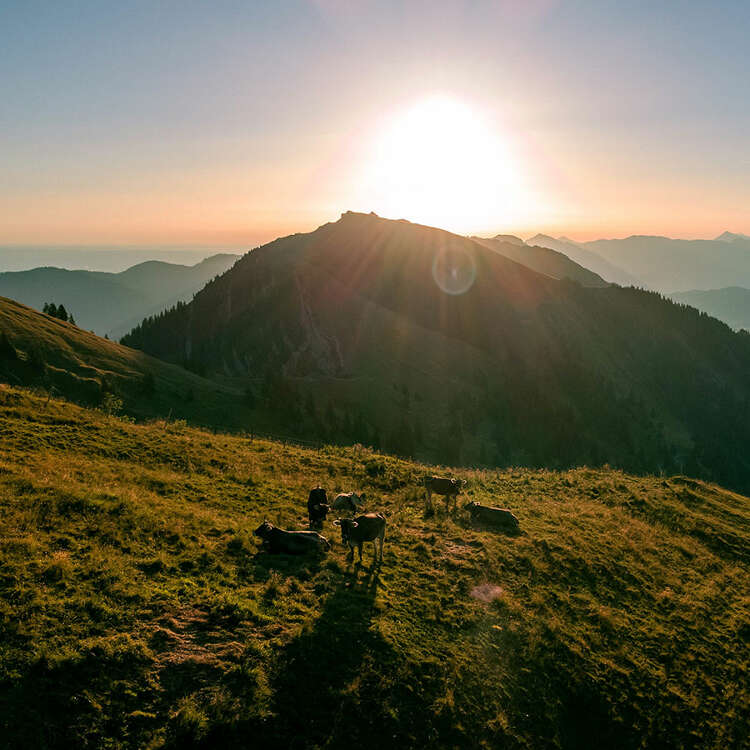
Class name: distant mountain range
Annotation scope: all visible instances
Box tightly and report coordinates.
[529,232,750,293]
[0,247,223,273]
[121,211,750,493]
[670,287,750,332]
[0,254,239,339]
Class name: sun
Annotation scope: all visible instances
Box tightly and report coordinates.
[358,95,523,233]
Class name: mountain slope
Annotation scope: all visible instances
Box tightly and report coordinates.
[671,287,750,332]
[0,295,249,428]
[0,254,238,339]
[0,386,747,749]
[471,235,609,286]
[123,212,750,494]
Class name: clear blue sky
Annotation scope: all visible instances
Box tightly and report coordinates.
[2,0,748,245]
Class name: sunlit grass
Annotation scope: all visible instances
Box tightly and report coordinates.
[0,384,747,748]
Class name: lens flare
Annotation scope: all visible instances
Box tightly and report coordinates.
[432,244,477,295]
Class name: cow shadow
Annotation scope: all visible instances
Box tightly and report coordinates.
[452,512,523,536]
[249,547,327,582]
[210,563,392,749]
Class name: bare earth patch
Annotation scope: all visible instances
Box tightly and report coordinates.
[470,583,503,602]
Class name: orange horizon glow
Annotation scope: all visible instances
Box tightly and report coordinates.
[2,92,747,248]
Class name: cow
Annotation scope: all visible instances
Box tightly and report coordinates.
[332,491,366,514]
[307,486,330,528]
[333,513,386,563]
[464,501,520,532]
[424,475,467,512]
[254,520,330,554]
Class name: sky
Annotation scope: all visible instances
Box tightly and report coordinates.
[2,0,749,249]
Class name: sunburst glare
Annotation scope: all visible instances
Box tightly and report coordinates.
[358,95,525,233]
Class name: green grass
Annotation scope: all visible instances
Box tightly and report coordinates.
[0,385,748,749]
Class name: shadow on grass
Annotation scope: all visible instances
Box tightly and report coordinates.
[193,562,442,750]
[249,548,327,582]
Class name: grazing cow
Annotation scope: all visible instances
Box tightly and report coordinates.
[424,476,467,512]
[333,513,386,562]
[254,520,330,554]
[332,491,366,514]
[307,486,330,528]
[465,501,519,531]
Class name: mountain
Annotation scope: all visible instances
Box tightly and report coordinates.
[471,235,608,287]
[670,287,750,332]
[715,231,750,242]
[525,234,639,286]
[1,385,747,749]
[491,233,525,246]
[123,211,750,493]
[0,253,239,339]
[0,247,221,273]
[0,295,251,428]
[583,235,750,292]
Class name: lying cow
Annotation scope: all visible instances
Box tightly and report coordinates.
[424,475,467,512]
[332,491,366,514]
[465,501,519,532]
[254,520,330,554]
[333,513,386,563]
[307,486,330,528]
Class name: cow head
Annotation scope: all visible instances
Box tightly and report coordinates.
[254,520,273,539]
[464,501,479,512]
[333,517,358,544]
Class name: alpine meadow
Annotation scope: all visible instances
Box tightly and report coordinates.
[2,2,749,749]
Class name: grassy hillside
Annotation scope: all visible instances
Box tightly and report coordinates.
[0,296,251,429]
[0,254,238,339]
[0,386,747,749]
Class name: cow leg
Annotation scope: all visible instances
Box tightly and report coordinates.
[425,486,432,511]
[357,542,364,563]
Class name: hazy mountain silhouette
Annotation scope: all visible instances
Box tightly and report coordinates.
[670,287,750,332]
[0,247,220,273]
[525,234,639,286]
[582,235,750,292]
[0,254,238,339]
[715,231,750,242]
[122,211,750,492]
[471,235,608,287]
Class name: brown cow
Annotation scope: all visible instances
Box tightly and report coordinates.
[465,501,519,532]
[424,475,467,512]
[254,521,330,554]
[333,513,386,562]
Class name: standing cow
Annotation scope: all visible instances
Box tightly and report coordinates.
[333,513,386,563]
[424,476,467,512]
[307,486,330,528]
[332,491,366,514]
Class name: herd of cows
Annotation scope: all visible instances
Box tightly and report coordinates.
[253,476,521,562]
